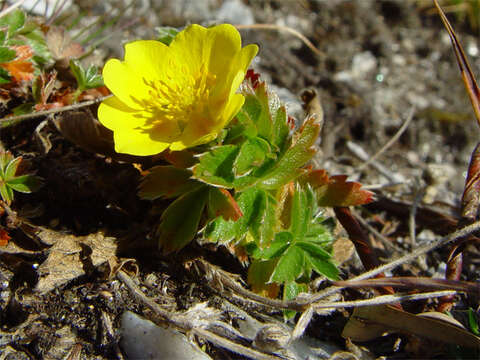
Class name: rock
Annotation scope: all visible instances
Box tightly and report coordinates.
[215,0,254,25]
[120,311,212,360]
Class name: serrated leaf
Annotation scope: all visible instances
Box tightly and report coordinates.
[24,28,53,65]
[249,82,273,140]
[249,231,292,260]
[233,188,266,240]
[0,46,16,62]
[0,45,34,82]
[304,252,339,280]
[70,59,86,89]
[84,65,103,89]
[6,174,43,193]
[0,183,13,204]
[156,26,179,45]
[138,166,200,200]
[259,117,320,189]
[272,105,290,152]
[0,9,25,38]
[269,245,304,283]
[295,241,332,260]
[157,186,208,254]
[247,259,280,298]
[0,151,13,175]
[289,184,314,238]
[252,192,277,247]
[203,215,237,244]
[230,110,258,140]
[233,137,270,176]
[305,222,334,244]
[192,145,240,187]
[301,169,374,206]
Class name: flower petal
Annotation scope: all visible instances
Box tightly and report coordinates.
[124,40,169,81]
[102,59,152,110]
[99,96,174,156]
[228,43,259,97]
[169,24,208,74]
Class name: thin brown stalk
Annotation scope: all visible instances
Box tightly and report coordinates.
[357,107,415,171]
[235,23,322,57]
[0,95,111,129]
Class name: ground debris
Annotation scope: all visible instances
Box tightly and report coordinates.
[35,229,116,293]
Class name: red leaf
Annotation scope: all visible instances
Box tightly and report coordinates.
[0,45,34,82]
[208,188,243,221]
[245,68,260,89]
[303,169,374,207]
[0,228,10,246]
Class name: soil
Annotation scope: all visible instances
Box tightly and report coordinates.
[1,0,480,359]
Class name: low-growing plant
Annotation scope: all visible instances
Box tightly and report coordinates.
[0,150,42,205]
[98,24,373,307]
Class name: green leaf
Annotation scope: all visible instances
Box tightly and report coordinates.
[0,66,10,84]
[247,259,280,298]
[0,46,16,62]
[12,102,34,115]
[0,9,25,38]
[0,31,6,45]
[4,156,21,180]
[246,82,273,140]
[157,186,208,254]
[230,110,258,140]
[249,231,292,260]
[192,145,240,187]
[283,281,308,319]
[304,251,339,280]
[203,215,237,244]
[468,308,480,336]
[138,166,201,200]
[207,187,242,221]
[272,105,290,153]
[84,65,103,89]
[233,188,266,240]
[69,59,86,89]
[251,192,277,248]
[259,117,320,189]
[6,175,43,193]
[295,241,332,261]
[156,26,179,45]
[23,28,52,65]
[233,137,270,176]
[269,245,304,283]
[0,151,13,175]
[289,184,314,238]
[0,183,13,204]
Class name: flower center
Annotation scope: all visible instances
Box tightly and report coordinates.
[143,64,217,133]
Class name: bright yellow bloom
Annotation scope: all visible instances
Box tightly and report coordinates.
[98,24,258,156]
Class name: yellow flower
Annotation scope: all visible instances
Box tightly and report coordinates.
[98,24,258,156]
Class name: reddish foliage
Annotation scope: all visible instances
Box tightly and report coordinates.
[245,68,260,89]
[215,189,243,221]
[0,45,34,83]
[303,169,374,207]
[0,228,10,246]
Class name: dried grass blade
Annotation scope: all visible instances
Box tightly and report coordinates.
[434,0,480,126]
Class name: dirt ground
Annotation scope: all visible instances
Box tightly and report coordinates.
[1,0,480,359]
